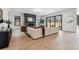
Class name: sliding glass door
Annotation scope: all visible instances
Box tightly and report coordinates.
[46,17,51,28]
[55,15,62,30]
[46,15,62,30]
[50,17,55,28]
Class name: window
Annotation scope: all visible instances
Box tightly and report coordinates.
[46,15,62,30]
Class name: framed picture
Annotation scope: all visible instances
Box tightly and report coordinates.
[14,16,21,26]
[66,16,74,23]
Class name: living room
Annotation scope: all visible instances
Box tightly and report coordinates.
[0,8,78,50]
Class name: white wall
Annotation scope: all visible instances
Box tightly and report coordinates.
[41,8,77,32]
[1,8,77,32]
[2,8,9,20]
[9,11,24,29]
[62,8,77,32]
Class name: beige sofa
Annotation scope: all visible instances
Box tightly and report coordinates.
[27,27,59,39]
[27,27,43,39]
[45,27,59,36]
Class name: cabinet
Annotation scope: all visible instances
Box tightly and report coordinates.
[0,29,12,49]
[21,26,26,32]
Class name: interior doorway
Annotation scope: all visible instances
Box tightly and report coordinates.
[13,16,21,30]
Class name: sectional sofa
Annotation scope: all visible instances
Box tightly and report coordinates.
[27,27,59,39]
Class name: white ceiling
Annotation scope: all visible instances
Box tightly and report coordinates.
[9,8,76,15]
[9,8,62,15]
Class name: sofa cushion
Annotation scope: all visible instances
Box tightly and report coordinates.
[45,27,58,36]
[27,27,42,39]
[45,27,50,36]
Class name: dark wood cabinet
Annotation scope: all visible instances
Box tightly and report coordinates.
[0,29,12,49]
[21,26,26,32]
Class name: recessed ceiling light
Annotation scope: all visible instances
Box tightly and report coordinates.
[33,8,43,12]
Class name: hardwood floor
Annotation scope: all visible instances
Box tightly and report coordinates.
[2,29,79,50]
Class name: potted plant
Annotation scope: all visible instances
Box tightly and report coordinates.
[39,18,45,26]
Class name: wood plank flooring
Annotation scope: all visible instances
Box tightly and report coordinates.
[2,29,79,50]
